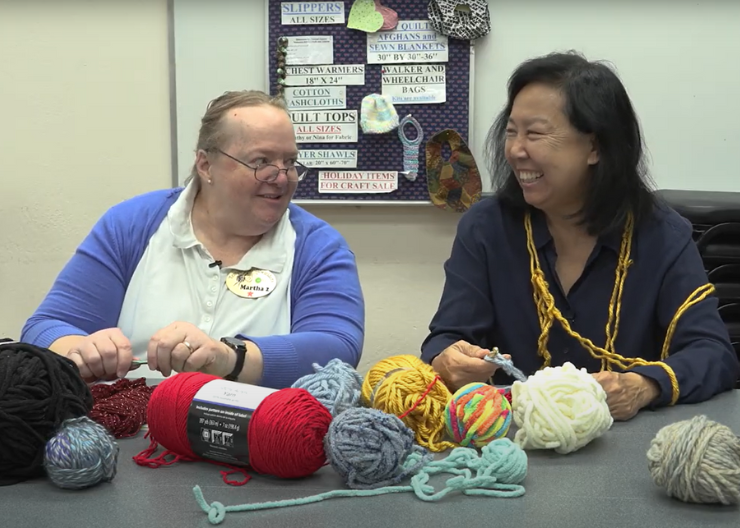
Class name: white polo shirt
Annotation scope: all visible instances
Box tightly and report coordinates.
[117,182,296,378]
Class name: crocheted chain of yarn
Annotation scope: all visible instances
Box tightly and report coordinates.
[192,437,528,525]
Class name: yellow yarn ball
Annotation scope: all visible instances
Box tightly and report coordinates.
[361,355,455,452]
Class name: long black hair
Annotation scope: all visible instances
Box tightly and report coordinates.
[486,51,656,236]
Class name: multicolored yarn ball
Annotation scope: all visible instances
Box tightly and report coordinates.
[361,354,455,452]
[324,407,433,489]
[445,383,512,448]
[291,358,363,416]
[44,417,119,490]
[134,372,333,484]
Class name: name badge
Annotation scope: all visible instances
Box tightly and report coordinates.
[225,269,277,299]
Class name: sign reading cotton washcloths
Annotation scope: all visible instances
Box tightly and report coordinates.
[318,171,398,193]
[284,87,347,110]
[290,110,358,143]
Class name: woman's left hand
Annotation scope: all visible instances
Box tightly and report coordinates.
[147,321,233,377]
[592,371,660,421]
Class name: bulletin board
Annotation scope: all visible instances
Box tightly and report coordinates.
[268,0,474,203]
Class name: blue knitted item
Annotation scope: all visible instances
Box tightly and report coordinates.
[290,358,363,416]
[192,438,528,524]
[398,114,423,181]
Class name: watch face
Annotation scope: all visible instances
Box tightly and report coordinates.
[221,337,244,349]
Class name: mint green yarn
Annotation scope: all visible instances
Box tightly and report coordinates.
[193,438,528,525]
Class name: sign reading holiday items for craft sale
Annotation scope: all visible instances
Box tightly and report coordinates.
[367,20,448,64]
[284,64,366,86]
[290,110,358,143]
[280,2,345,25]
[318,171,399,194]
[382,64,446,104]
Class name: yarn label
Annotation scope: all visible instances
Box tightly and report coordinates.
[188,380,277,465]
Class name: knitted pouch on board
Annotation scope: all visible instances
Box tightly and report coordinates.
[426,129,482,212]
[428,0,491,41]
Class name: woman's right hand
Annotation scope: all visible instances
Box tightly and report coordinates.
[65,328,134,382]
[431,340,502,392]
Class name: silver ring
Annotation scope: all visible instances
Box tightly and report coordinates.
[183,341,194,353]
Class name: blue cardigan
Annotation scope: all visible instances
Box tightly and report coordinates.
[21,188,365,389]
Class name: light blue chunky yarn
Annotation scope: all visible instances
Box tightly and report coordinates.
[44,416,119,490]
[291,358,363,416]
[193,436,528,525]
[484,350,528,382]
[324,407,433,489]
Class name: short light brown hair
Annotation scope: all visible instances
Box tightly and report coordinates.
[186,90,288,184]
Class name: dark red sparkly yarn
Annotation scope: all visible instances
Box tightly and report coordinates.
[88,378,154,439]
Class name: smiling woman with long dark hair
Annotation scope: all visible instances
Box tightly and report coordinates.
[421,51,738,421]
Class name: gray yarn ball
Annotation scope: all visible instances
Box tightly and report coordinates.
[291,358,363,416]
[44,416,119,490]
[647,414,740,505]
[324,407,433,489]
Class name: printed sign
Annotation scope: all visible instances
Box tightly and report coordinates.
[367,20,448,64]
[284,86,346,110]
[285,36,334,65]
[382,64,446,104]
[284,64,365,86]
[318,171,398,193]
[281,2,345,25]
[298,149,358,168]
[291,110,358,143]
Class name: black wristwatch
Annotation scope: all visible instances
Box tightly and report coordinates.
[220,337,247,382]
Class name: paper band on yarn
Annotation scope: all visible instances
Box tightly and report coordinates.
[187,380,277,466]
[369,367,412,405]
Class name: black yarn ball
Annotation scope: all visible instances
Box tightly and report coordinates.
[0,341,93,486]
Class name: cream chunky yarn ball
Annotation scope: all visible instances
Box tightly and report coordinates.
[510,362,613,454]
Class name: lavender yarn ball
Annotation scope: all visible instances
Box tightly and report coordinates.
[44,416,119,490]
[324,407,433,489]
[291,358,363,416]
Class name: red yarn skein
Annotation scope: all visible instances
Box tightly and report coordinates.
[136,372,332,481]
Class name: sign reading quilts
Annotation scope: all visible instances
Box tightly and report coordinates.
[269,0,487,209]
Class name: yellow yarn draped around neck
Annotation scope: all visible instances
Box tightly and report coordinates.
[361,355,456,452]
[524,211,715,406]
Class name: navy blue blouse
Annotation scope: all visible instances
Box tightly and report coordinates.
[421,197,739,407]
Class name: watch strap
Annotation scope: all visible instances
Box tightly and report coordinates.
[221,337,247,381]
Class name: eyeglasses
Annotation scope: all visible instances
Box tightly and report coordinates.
[215,149,309,183]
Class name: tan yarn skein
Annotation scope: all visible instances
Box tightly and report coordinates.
[647,415,740,505]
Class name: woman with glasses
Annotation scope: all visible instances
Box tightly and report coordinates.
[21,90,365,388]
